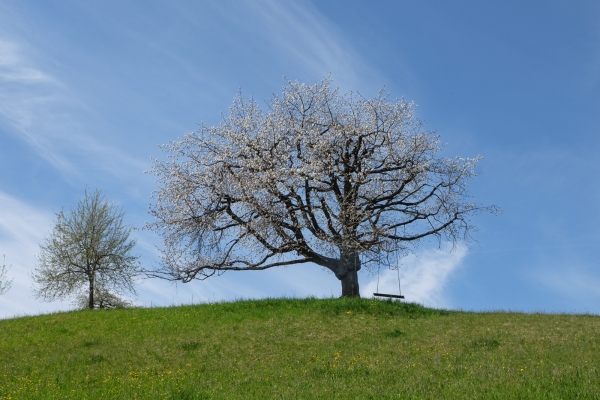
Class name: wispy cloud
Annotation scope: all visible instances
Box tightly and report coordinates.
[0,38,79,175]
[210,0,384,91]
[537,266,600,304]
[0,191,73,319]
[362,245,468,308]
[0,37,146,181]
[0,40,55,83]
[256,0,368,81]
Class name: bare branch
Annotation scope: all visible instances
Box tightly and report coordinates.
[147,77,501,297]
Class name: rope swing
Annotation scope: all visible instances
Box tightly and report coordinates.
[373,264,404,299]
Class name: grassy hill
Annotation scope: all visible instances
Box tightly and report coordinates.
[0,297,598,399]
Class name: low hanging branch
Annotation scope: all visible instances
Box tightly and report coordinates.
[147,77,500,297]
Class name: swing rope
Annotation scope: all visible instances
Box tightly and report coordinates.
[374,263,404,299]
[397,266,402,297]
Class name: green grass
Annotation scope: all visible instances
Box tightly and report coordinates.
[1,297,599,399]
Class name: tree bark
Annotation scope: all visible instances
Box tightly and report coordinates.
[340,268,360,297]
[88,277,94,310]
[338,250,361,297]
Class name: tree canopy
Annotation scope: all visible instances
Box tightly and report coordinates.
[33,189,140,309]
[149,78,499,297]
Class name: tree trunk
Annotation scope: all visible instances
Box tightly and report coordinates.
[340,268,360,297]
[338,250,361,297]
[88,278,94,310]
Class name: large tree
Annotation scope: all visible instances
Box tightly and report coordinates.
[33,189,140,309]
[148,78,499,297]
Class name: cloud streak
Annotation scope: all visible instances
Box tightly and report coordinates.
[537,267,600,303]
[0,37,147,182]
[206,0,383,91]
[0,38,79,175]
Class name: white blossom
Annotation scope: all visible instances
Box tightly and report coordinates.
[148,78,499,297]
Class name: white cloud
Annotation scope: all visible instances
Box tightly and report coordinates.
[0,191,73,319]
[362,245,468,309]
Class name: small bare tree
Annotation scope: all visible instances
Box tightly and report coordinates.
[33,189,140,309]
[148,78,499,297]
[0,255,13,295]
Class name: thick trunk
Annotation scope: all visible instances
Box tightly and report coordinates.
[337,250,361,297]
[340,268,360,297]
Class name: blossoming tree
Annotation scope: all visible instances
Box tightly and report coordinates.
[148,78,499,297]
[33,189,140,309]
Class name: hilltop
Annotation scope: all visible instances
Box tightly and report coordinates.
[1,297,598,399]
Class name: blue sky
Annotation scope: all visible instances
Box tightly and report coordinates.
[1,0,599,319]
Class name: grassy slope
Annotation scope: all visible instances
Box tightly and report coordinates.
[0,297,599,399]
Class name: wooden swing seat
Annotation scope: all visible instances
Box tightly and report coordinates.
[373,293,405,299]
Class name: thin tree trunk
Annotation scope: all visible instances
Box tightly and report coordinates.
[88,277,94,310]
